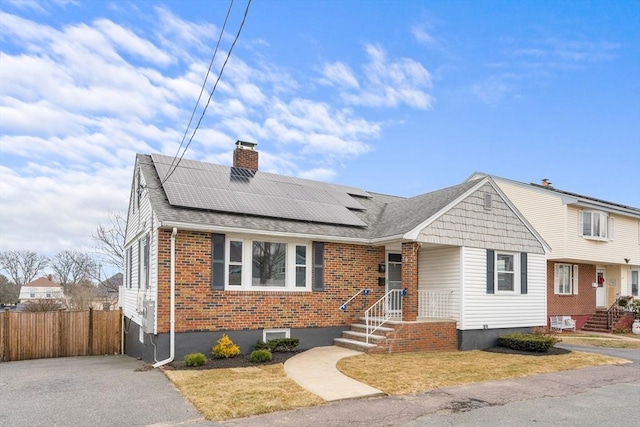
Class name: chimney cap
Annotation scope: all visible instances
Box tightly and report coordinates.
[235,140,257,150]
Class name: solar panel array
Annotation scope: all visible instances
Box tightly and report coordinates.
[151,153,369,227]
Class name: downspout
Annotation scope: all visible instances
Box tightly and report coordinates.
[153,227,177,368]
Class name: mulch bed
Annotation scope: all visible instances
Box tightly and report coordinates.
[483,346,571,357]
[163,351,303,370]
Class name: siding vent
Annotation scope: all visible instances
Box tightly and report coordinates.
[483,193,492,210]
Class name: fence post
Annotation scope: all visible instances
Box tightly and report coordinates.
[1,311,8,362]
[88,308,94,356]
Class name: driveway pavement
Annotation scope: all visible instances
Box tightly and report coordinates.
[0,355,218,427]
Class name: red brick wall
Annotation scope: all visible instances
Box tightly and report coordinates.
[547,261,596,322]
[233,148,258,170]
[370,321,458,354]
[401,242,420,321]
[156,230,387,334]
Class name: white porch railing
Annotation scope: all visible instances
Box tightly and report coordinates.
[418,290,453,318]
[364,289,404,343]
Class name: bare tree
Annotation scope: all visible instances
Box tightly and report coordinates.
[0,274,20,304]
[60,279,98,311]
[92,211,125,272]
[22,298,63,312]
[0,250,49,287]
[51,250,97,293]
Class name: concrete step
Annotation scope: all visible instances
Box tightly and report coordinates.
[334,337,377,352]
[343,330,386,343]
[350,323,395,334]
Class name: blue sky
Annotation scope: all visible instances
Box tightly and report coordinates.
[1,0,639,269]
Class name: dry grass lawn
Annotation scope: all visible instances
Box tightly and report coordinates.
[165,364,322,421]
[336,350,630,395]
[165,349,630,421]
[558,335,640,349]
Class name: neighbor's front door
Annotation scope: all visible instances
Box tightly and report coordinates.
[596,269,606,308]
[386,253,402,314]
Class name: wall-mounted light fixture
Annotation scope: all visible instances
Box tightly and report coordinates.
[625,258,631,264]
[378,263,386,273]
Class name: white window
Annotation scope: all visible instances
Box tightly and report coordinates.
[30,289,36,298]
[225,237,311,290]
[228,240,243,286]
[138,234,149,289]
[554,263,579,295]
[632,270,639,297]
[46,291,52,298]
[263,328,290,342]
[496,253,516,292]
[579,210,612,240]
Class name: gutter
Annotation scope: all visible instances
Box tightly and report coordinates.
[153,227,177,368]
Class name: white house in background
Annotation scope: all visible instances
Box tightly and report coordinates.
[19,275,63,302]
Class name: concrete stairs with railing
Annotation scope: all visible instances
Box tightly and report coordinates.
[334,319,397,353]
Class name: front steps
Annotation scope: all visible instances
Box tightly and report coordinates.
[334,318,458,354]
[581,309,627,332]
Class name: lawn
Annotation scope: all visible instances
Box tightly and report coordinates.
[164,348,628,421]
[557,334,640,349]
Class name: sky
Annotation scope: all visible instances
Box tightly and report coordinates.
[1,0,639,273]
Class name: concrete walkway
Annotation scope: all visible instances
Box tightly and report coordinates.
[284,346,385,401]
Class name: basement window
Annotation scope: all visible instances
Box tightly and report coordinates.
[263,328,290,342]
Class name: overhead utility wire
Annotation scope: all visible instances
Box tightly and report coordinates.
[162,0,236,184]
[153,0,252,189]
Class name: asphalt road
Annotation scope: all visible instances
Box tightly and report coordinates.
[1,345,638,427]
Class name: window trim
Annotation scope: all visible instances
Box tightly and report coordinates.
[263,328,290,342]
[495,251,519,294]
[579,210,610,240]
[223,235,312,291]
[554,263,579,295]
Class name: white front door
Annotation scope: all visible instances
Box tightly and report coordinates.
[596,269,606,307]
[386,253,402,314]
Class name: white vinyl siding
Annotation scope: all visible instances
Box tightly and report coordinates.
[419,247,460,322]
[122,162,158,326]
[459,247,546,330]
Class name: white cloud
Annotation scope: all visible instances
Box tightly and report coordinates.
[336,44,434,109]
[411,24,437,47]
[320,62,359,89]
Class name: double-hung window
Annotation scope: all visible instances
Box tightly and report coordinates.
[496,252,516,292]
[555,263,579,295]
[632,270,639,297]
[580,210,613,240]
[221,236,311,290]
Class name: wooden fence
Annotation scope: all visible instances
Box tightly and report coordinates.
[0,309,122,362]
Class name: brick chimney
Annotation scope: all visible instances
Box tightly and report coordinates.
[233,140,258,171]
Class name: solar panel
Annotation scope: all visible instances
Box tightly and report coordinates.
[151,153,368,227]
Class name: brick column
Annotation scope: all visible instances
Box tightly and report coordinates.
[401,242,420,321]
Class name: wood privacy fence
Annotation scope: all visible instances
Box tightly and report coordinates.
[0,309,122,362]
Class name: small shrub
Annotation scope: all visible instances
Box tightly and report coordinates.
[212,334,241,359]
[184,352,207,367]
[252,337,300,353]
[250,349,272,363]
[631,299,640,319]
[497,333,558,353]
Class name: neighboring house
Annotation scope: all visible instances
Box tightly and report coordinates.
[469,173,640,329]
[18,275,63,302]
[96,273,122,310]
[122,141,549,363]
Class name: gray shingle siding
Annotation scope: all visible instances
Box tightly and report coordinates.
[418,183,545,254]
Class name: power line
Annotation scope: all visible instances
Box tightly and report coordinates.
[152,0,253,189]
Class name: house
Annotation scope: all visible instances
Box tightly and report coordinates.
[18,275,63,302]
[468,173,640,330]
[122,141,549,364]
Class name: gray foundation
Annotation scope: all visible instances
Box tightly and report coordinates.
[458,327,533,350]
[123,317,347,363]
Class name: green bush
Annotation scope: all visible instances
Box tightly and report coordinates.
[250,349,273,363]
[497,333,558,353]
[252,338,299,353]
[212,334,241,359]
[184,352,207,367]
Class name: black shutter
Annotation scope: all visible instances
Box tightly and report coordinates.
[520,253,528,294]
[313,241,324,292]
[211,234,225,290]
[486,249,495,294]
